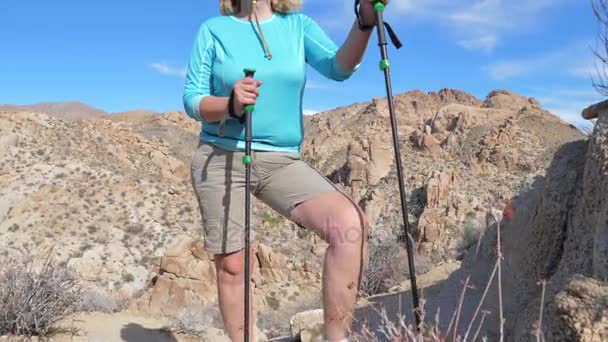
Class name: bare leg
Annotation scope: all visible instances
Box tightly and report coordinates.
[291,191,369,341]
[214,245,257,342]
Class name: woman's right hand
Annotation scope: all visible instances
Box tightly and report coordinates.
[232,77,262,113]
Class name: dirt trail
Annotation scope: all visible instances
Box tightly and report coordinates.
[51,312,195,342]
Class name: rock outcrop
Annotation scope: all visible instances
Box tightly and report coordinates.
[418,170,459,246]
[142,239,217,315]
[549,275,608,341]
[135,238,321,322]
[428,101,607,341]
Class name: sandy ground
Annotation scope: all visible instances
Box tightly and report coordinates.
[2,312,200,342]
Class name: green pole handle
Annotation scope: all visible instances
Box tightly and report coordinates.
[374,1,385,12]
[242,67,256,166]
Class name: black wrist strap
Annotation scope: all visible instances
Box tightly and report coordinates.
[228,89,245,124]
[354,0,403,49]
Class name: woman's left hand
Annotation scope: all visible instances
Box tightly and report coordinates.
[358,0,389,27]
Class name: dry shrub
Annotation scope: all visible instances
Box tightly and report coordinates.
[361,238,431,297]
[78,290,129,314]
[169,304,221,337]
[361,239,404,296]
[0,251,82,336]
[353,307,444,342]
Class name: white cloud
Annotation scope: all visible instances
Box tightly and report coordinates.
[483,42,597,80]
[457,33,498,52]
[310,0,572,51]
[447,0,569,51]
[569,62,601,80]
[149,63,186,77]
[305,80,325,89]
[484,61,531,80]
[530,87,604,128]
[385,0,455,16]
[303,109,320,116]
[484,51,560,80]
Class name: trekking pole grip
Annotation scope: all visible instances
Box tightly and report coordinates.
[243,68,256,113]
[242,67,256,166]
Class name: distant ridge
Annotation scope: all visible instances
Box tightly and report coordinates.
[0,101,107,121]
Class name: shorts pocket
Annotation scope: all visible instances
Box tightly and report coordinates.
[191,143,214,171]
[256,151,300,165]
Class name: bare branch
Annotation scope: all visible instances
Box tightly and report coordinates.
[592,0,608,96]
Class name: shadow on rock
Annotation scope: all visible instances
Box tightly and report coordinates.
[349,138,594,341]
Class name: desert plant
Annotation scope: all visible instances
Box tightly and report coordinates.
[456,221,484,254]
[169,304,221,337]
[361,238,406,296]
[78,290,128,314]
[354,212,511,341]
[122,272,135,283]
[126,223,144,235]
[0,251,82,336]
[353,306,444,341]
[261,210,285,227]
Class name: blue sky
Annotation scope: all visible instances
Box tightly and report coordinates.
[0,0,604,127]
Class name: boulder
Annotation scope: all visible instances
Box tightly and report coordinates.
[149,150,189,183]
[425,170,457,209]
[159,257,215,281]
[148,274,217,315]
[145,238,218,315]
[421,133,443,156]
[368,140,393,186]
[0,133,19,159]
[290,309,324,339]
[483,89,537,111]
[548,275,608,342]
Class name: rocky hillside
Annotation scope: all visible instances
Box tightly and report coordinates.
[0,88,586,338]
[0,107,325,337]
[301,88,582,265]
[418,100,608,341]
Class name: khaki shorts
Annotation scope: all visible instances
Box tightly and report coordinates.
[190,141,339,255]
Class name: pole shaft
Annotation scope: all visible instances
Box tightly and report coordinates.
[373,4,421,328]
[243,68,255,342]
[244,107,251,342]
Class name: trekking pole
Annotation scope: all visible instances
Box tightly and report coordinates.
[242,67,256,342]
[369,0,422,329]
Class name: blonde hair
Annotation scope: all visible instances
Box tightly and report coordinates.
[220,0,302,14]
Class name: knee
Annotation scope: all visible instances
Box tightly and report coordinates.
[215,251,245,278]
[327,203,369,246]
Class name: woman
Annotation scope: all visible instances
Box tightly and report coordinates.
[183,0,385,341]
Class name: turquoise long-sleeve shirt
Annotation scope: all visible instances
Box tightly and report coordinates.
[183,12,358,153]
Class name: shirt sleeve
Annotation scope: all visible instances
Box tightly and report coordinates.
[183,23,215,121]
[302,14,359,82]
